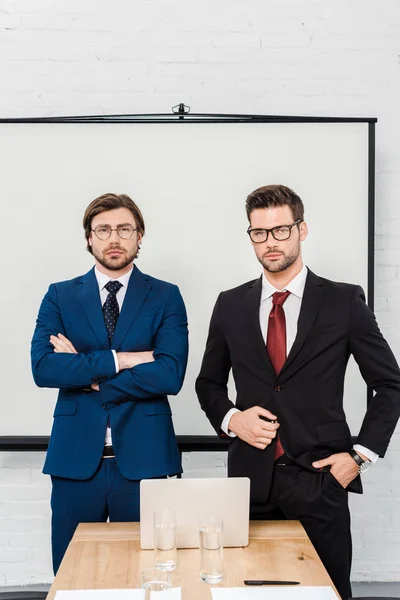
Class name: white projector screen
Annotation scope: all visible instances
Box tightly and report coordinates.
[0,118,373,437]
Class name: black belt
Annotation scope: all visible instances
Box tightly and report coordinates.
[275,453,293,466]
[102,445,115,458]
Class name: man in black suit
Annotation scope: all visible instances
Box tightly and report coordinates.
[196,185,400,600]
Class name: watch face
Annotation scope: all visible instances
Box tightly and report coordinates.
[359,460,371,474]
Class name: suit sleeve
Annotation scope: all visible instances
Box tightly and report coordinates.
[195,293,236,433]
[349,286,400,456]
[31,284,117,388]
[98,285,188,406]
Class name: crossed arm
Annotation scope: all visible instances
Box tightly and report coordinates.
[50,333,154,390]
[31,283,189,402]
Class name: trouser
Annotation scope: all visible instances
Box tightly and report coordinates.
[51,457,141,575]
[250,455,352,600]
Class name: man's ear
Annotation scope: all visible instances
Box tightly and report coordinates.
[88,233,93,248]
[299,221,308,242]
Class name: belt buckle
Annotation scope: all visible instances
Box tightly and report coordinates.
[102,445,115,459]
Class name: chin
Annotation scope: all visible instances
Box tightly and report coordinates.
[102,259,125,270]
[263,261,285,272]
[110,263,126,271]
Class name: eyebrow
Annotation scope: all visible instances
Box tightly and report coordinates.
[94,222,133,227]
[251,224,292,229]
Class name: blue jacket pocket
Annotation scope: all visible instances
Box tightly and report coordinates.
[144,402,172,416]
[53,400,78,417]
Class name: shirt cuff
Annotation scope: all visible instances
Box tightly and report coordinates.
[221,408,241,437]
[353,444,378,463]
[111,350,119,374]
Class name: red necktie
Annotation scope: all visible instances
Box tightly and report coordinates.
[266,291,291,460]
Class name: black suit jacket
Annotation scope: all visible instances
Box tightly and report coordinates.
[196,269,400,502]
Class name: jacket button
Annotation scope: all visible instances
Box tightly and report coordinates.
[274,385,281,392]
[102,404,106,409]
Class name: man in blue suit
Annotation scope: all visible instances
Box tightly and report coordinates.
[31,193,189,574]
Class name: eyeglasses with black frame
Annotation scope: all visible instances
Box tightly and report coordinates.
[247,219,302,244]
[91,224,137,241]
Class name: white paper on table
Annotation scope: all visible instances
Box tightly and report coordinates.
[211,586,338,600]
[148,589,181,599]
[55,591,144,600]
[55,588,181,600]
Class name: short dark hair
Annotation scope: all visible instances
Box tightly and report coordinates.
[245,185,304,222]
[83,193,145,254]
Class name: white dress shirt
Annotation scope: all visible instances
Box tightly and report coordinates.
[221,264,377,463]
[94,265,134,446]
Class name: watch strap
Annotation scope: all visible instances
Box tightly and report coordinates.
[349,448,370,474]
[349,448,365,466]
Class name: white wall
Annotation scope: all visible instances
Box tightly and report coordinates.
[0,0,399,586]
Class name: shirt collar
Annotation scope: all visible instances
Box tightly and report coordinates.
[261,264,308,302]
[94,265,134,291]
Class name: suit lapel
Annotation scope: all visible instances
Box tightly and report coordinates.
[243,276,276,377]
[112,266,152,350]
[280,269,325,376]
[76,268,109,347]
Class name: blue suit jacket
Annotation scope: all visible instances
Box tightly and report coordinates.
[31,266,189,481]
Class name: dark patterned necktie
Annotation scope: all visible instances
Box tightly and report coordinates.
[266,291,291,460]
[103,280,123,343]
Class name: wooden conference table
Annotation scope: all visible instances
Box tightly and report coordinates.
[47,521,339,599]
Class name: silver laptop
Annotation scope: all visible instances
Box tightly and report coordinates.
[140,477,250,549]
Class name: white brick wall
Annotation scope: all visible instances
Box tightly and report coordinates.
[0,453,52,585]
[0,451,228,585]
[1,0,400,586]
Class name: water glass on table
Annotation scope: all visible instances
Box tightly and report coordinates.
[142,567,171,599]
[199,517,223,584]
[154,508,177,571]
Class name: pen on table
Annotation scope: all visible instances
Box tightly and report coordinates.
[244,580,300,586]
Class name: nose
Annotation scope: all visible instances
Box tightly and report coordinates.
[109,229,120,243]
[265,244,281,255]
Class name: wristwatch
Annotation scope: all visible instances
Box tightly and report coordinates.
[349,449,371,474]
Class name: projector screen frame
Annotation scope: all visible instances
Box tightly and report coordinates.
[0,112,377,451]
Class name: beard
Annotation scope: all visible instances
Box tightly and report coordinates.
[257,242,300,273]
[92,244,139,271]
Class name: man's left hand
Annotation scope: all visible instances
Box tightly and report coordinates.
[50,333,78,354]
[50,333,98,391]
[312,452,361,488]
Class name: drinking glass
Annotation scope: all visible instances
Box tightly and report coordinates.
[154,508,177,571]
[142,567,171,599]
[199,517,223,584]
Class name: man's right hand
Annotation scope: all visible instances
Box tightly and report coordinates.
[228,406,280,450]
[117,351,155,371]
